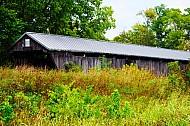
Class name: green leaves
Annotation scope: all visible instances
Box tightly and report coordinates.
[0,0,116,66]
[148,5,190,49]
[0,5,26,65]
[113,23,156,46]
[46,85,102,119]
[0,95,15,124]
[114,4,190,50]
[1,66,190,124]
[3,0,115,40]
[167,61,190,93]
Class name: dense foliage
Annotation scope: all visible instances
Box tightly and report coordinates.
[0,6,26,65]
[2,0,115,40]
[0,64,190,125]
[113,4,190,50]
[0,0,115,66]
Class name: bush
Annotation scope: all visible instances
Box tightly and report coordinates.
[0,65,190,125]
[100,55,112,69]
[167,61,190,93]
[64,62,83,72]
[0,95,15,124]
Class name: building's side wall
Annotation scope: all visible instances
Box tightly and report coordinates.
[50,51,188,75]
[135,59,169,75]
[50,52,127,71]
[10,35,188,75]
[11,52,24,66]
[11,51,56,68]
[136,59,188,75]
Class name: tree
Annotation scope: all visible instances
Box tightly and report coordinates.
[0,5,26,65]
[151,5,185,49]
[184,8,190,40]
[141,5,190,50]
[0,0,115,66]
[113,23,156,46]
[113,31,128,43]
[114,4,190,50]
[3,0,115,40]
[137,8,157,28]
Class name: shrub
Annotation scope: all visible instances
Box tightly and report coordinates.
[64,62,83,72]
[100,55,112,69]
[0,95,15,124]
[167,61,189,93]
[0,66,190,125]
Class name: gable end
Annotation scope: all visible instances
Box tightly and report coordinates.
[10,34,48,53]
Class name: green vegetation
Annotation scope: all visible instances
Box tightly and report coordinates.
[100,55,112,69]
[113,4,190,51]
[0,5,26,65]
[0,64,190,125]
[64,62,83,72]
[1,1,190,66]
[0,0,115,66]
[2,0,115,40]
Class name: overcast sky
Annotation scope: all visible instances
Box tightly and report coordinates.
[102,0,190,39]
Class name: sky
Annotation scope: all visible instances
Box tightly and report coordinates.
[102,0,190,39]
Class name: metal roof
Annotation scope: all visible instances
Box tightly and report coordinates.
[16,32,190,61]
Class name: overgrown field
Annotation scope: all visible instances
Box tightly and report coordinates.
[0,63,190,125]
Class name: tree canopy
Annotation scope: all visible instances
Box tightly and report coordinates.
[113,4,190,51]
[113,23,156,46]
[0,6,26,65]
[2,0,116,40]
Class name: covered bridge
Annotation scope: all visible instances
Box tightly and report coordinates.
[9,32,190,75]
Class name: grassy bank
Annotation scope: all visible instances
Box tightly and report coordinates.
[0,65,190,125]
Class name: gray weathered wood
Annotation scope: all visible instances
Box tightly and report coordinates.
[10,34,189,76]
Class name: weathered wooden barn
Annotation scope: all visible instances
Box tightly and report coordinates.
[9,32,190,75]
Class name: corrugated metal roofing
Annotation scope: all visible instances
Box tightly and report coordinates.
[17,32,190,61]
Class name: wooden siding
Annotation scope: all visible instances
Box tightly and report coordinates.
[136,59,169,75]
[10,35,189,76]
[50,52,102,71]
[50,52,126,71]
[10,35,48,53]
[136,59,188,75]
[50,51,188,75]
[51,52,130,72]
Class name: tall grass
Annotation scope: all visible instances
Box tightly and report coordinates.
[0,64,189,125]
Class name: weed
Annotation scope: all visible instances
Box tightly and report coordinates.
[100,55,112,69]
[64,62,83,72]
[0,95,15,124]
[0,65,189,125]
